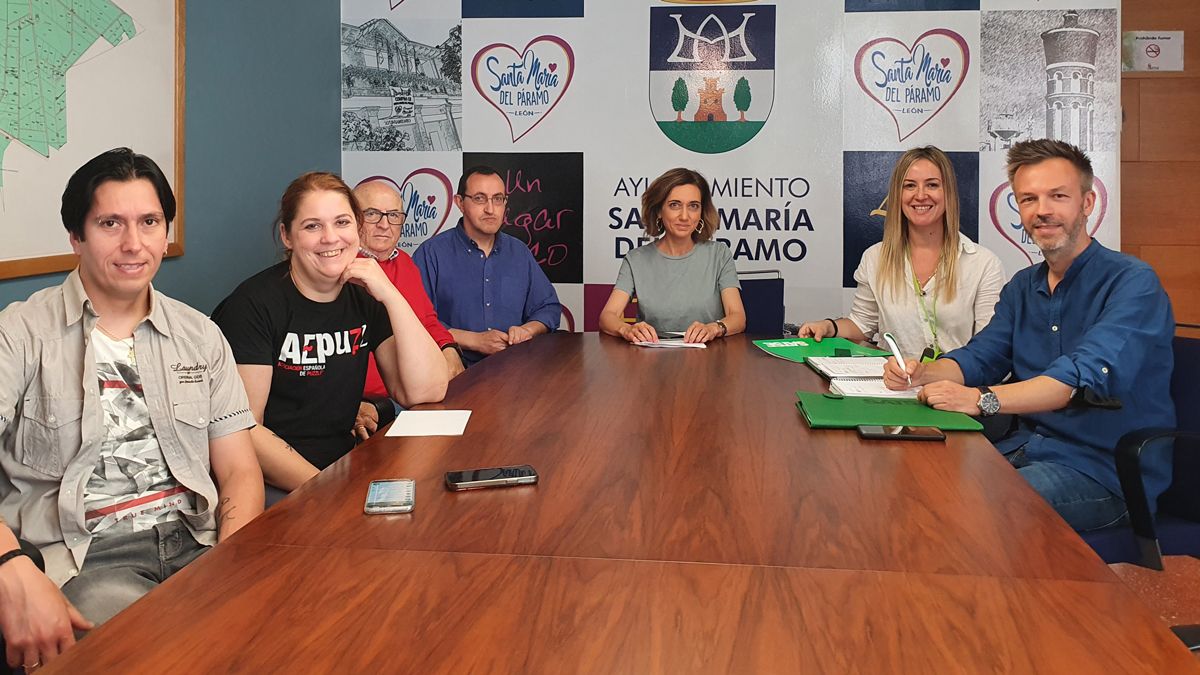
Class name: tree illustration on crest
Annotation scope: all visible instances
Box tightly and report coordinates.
[734,77,752,122]
[671,77,688,123]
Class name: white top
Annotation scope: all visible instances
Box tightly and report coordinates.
[848,238,1005,357]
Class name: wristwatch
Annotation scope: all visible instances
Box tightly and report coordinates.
[977,386,1001,417]
[715,320,728,337]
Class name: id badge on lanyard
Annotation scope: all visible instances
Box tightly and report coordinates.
[912,271,941,362]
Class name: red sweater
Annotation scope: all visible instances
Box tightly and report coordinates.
[361,250,454,400]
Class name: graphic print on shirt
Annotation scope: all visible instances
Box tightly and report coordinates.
[275,324,369,377]
[84,330,194,536]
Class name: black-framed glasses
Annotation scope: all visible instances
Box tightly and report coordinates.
[464,194,508,207]
[362,208,405,225]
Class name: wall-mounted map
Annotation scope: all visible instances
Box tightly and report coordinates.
[0,0,183,280]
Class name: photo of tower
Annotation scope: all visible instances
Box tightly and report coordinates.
[1042,10,1099,150]
[978,9,1117,153]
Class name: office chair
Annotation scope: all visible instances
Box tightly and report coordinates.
[738,270,785,337]
[1079,335,1200,652]
[1080,335,1200,569]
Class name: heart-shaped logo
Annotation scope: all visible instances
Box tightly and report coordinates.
[365,168,452,253]
[989,176,1108,267]
[854,28,970,142]
[472,35,575,143]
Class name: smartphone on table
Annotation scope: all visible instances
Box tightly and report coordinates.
[445,465,538,491]
[364,479,415,514]
[856,425,946,441]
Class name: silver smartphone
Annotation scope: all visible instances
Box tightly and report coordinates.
[364,479,415,514]
[445,465,538,491]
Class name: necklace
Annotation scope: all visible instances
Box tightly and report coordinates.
[95,323,136,365]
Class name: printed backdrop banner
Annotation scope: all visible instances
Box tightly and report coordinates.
[340,0,1121,333]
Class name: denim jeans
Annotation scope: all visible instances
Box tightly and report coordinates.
[1006,448,1128,532]
[60,520,209,627]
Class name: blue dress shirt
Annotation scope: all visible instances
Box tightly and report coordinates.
[413,221,561,366]
[945,240,1176,506]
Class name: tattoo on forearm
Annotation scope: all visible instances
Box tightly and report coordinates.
[216,497,237,528]
[268,429,300,455]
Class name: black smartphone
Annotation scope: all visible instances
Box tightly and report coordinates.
[857,425,946,441]
[445,465,539,491]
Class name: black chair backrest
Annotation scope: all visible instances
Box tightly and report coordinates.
[739,271,784,337]
[1159,335,1200,519]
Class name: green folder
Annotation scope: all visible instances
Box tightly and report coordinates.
[753,338,889,363]
[795,391,983,432]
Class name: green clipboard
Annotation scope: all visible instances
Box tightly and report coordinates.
[753,338,889,363]
[795,391,983,432]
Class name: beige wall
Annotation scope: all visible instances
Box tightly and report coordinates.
[1122,2,1200,338]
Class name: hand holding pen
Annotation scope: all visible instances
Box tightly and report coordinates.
[882,332,925,390]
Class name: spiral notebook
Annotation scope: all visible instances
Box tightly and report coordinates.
[806,356,919,399]
[828,378,919,399]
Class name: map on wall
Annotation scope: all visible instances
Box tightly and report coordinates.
[0,1,136,187]
[0,0,181,279]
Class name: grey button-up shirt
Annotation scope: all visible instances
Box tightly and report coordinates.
[0,270,254,585]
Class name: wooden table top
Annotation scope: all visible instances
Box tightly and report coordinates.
[47,333,1199,673]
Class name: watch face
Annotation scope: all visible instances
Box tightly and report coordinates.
[979,392,1000,416]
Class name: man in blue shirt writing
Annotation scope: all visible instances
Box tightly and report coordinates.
[414,166,561,366]
[885,139,1175,531]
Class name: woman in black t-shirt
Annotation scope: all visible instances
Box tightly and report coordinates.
[212,172,447,493]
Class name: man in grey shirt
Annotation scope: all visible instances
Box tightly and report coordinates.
[0,149,263,670]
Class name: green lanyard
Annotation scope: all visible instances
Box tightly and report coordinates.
[911,270,942,359]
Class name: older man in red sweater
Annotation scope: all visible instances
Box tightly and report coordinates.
[353,177,464,439]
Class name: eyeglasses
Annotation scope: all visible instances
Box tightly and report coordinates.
[463,194,508,207]
[362,208,405,225]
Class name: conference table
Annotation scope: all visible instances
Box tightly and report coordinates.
[48,334,1196,673]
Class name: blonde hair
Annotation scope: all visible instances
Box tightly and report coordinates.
[641,168,719,242]
[878,146,961,303]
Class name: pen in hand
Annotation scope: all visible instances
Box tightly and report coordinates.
[882,332,911,387]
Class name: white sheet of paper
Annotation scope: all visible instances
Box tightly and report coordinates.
[634,339,707,349]
[385,410,472,437]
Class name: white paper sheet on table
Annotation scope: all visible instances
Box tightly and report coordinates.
[634,338,706,349]
[385,410,472,437]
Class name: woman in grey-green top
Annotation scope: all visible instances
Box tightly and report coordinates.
[598,168,746,344]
